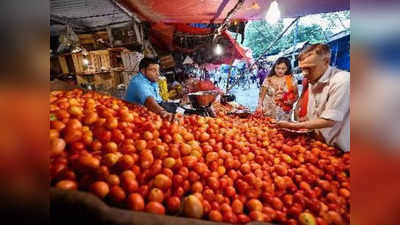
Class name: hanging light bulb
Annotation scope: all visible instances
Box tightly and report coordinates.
[265,0,281,24]
[214,44,223,55]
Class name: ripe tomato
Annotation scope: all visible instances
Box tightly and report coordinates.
[223,211,238,223]
[145,201,165,215]
[135,139,147,151]
[117,155,134,170]
[109,185,126,203]
[148,188,164,203]
[166,196,181,213]
[220,203,232,213]
[89,181,109,199]
[209,210,223,222]
[232,199,243,214]
[238,214,251,223]
[55,180,77,190]
[143,131,153,140]
[271,197,283,210]
[224,186,236,197]
[153,174,172,190]
[163,157,176,168]
[140,150,154,169]
[192,181,203,193]
[50,138,66,157]
[106,174,120,186]
[247,199,262,212]
[199,132,210,142]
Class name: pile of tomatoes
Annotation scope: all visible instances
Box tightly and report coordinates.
[50,89,350,225]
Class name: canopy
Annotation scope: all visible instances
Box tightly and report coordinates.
[119,0,349,23]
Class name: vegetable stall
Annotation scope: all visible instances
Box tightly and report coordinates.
[50,0,350,225]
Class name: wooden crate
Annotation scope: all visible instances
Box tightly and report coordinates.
[72,49,126,75]
[93,71,122,90]
[58,55,69,74]
[71,53,85,74]
[72,50,110,74]
[78,32,110,50]
[76,74,95,88]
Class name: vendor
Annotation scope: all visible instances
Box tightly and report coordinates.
[124,57,174,121]
[274,44,350,152]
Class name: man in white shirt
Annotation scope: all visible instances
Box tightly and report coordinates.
[275,44,350,152]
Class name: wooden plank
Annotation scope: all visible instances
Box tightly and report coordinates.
[88,52,98,73]
[58,56,69,74]
[71,53,83,74]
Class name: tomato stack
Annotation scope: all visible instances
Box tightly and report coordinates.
[50,89,350,225]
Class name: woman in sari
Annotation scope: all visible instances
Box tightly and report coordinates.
[255,57,298,121]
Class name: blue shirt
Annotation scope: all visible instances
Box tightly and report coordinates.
[124,72,161,105]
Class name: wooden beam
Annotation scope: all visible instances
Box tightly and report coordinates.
[109,0,141,23]
[212,0,245,42]
[50,14,91,32]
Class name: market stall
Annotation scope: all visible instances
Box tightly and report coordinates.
[50,88,350,225]
[50,1,350,225]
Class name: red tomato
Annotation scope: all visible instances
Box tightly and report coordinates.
[55,180,77,190]
[249,210,264,221]
[135,139,147,151]
[145,201,165,215]
[89,181,109,199]
[117,155,134,170]
[237,214,251,223]
[153,174,172,190]
[209,210,223,222]
[166,196,181,213]
[191,181,203,193]
[148,188,164,203]
[122,178,138,193]
[220,203,232,213]
[106,174,120,186]
[199,132,210,142]
[247,199,263,212]
[223,211,238,223]
[109,185,126,203]
[207,177,220,190]
[224,186,236,197]
[232,199,243,214]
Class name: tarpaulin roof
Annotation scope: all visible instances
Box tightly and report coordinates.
[221,31,251,63]
[119,0,349,23]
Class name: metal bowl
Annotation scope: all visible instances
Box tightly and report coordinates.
[187,90,219,108]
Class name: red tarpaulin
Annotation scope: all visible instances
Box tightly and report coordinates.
[175,24,212,34]
[222,31,251,62]
[120,0,349,23]
[149,23,251,63]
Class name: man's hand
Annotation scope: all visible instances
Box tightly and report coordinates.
[255,105,262,114]
[272,121,302,129]
[160,110,174,121]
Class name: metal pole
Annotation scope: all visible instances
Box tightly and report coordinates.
[291,18,299,68]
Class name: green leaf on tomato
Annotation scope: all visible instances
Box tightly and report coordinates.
[50,113,57,121]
